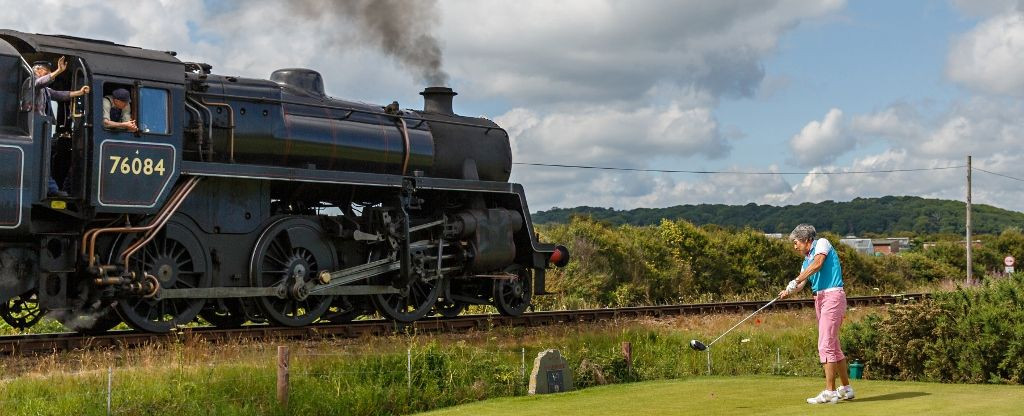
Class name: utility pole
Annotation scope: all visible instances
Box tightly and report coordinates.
[966,155,973,285]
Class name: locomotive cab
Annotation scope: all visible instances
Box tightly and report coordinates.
[0,32,185,217]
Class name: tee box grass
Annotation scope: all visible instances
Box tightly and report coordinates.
[417,376,1024,416]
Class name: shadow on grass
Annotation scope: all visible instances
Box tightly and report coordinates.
[854,392,929,402]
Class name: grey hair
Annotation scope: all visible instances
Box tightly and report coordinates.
[789,224,817,242]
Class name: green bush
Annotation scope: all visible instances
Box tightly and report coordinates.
[535,216,958,309]
[843,273,1024,383]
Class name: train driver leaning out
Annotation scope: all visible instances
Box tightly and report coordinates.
[32,57,90,197]
[102,88,138,132]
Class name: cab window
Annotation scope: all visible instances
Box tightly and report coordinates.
[0,55,30,135]
[139,87,168,135]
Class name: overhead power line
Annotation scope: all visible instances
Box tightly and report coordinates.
[513,162,967,176]
[975,168,1024,183]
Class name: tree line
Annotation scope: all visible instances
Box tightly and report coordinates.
[532,196,1024,235]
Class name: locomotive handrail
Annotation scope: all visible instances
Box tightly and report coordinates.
[184,97,211,160]
[183,100,206,161]
[200,99,236,163]
[187,91,510,137]
[396,117,411,175]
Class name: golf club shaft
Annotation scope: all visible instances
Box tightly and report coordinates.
[706,295,781,348]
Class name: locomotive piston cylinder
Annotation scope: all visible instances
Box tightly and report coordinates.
[453,208,523,272]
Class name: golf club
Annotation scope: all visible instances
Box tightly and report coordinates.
[689,294,783,351]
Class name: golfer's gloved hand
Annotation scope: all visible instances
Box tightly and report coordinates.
[785,279,799,294]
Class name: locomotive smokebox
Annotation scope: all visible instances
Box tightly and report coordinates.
[420,87,457,115]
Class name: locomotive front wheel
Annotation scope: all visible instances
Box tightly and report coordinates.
[116,220,212,333]
[251,218,335,327]
[492,268,533,317]
[0,291,44,329]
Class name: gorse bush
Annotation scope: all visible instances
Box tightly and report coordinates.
[843,273,1024,384]
[536,217,967,309]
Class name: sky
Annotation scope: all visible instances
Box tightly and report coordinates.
[4,0,1024,212]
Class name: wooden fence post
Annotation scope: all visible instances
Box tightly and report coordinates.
[621,342,632,376]
[277,345,290,408]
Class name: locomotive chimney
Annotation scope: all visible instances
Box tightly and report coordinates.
[420,87,457,116]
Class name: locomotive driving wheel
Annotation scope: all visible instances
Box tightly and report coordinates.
[372,277,440,322]
[251,218,335,327]
[369,248,440,322]
[0,291,44,329]
[116,220,212,333]
[492,267,533,317]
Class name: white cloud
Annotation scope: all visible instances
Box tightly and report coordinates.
[440,0,845,105]
[849,97,1024,160]
[788,108,852,167]
[948,11,1024,96]
[766,150,963,206]
[500,95,729,171]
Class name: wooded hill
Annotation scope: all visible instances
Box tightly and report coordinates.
[531,196,1024,235]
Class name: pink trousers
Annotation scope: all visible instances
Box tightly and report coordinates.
[814,289,846,363]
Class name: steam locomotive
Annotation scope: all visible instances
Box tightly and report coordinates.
[0,30,568,333]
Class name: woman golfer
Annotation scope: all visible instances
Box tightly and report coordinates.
[779,224,854,404]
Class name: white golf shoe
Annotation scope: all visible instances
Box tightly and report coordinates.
[837,385,855,400]
[806,390,839,404]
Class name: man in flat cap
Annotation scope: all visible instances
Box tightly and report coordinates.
[102,88,137,132]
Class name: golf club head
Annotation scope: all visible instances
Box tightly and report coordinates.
[689,339,707,351]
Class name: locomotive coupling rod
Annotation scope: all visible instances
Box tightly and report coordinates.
[156,284,398,299]
[156,286,286,300]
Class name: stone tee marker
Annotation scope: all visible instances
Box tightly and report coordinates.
[528,349,574,394]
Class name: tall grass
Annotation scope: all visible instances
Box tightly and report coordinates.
[0,307,877,415]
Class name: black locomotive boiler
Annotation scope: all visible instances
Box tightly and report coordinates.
[0,30,568,333]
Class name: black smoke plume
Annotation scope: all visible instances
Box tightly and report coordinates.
[293,0,449,86]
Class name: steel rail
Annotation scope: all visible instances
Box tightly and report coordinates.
[0,293,926,356]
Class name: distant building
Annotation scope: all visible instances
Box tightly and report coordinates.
[764,233,783,239]
[871,239,899,255]
[840,237,873,255]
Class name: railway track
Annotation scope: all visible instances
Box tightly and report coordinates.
[0,293,926,356]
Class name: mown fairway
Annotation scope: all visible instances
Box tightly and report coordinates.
[417,376,1024,416]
